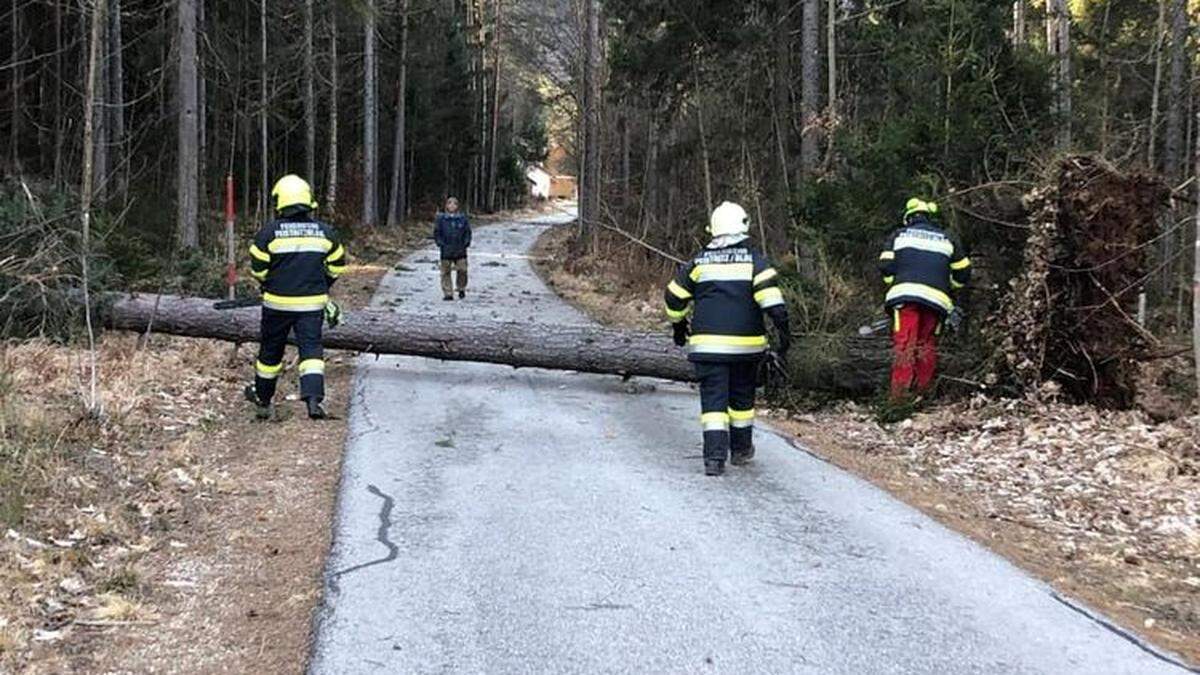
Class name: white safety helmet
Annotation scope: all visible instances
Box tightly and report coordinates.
[708,201,750,238]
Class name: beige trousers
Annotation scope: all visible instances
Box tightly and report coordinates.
[440,257,468,296]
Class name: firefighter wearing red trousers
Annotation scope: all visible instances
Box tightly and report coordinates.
[665,201,790,477]
[244,174,347,420]
[878,198,971,401]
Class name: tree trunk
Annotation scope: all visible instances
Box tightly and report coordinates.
[1011,0,1026,47]
[196,0,205,206]
[176,0,199,249]
[387,0,410,227]
[486,0,503,212]
[304,0,316,183]
[1164,0,1188,184]
[81,0,108,411]
[825,0,836,165]
[773,0,793,192]
[110,0,127,200]
[1194,105,1200,400]
[92,0,110,205]
[577,0,602,252]
[799,0,821,178]
[620,102,631,211]
[103,293,896,395]
[9,0,21,168]
[694,59,713,215]
[326,5,339,213]
[52,0,63,185]
[260,0,270,215]
[1046,0,1072,149]
[363,0,378,226]
[1148,0,1167,169]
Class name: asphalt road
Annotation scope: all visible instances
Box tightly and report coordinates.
[310,209,1190,674]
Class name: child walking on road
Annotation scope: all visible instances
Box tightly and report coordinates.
[434,197,472,301]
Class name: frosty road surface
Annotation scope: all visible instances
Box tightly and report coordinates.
[310,206,1190,674]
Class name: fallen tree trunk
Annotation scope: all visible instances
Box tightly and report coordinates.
[104,293,899,393]
[108,292,696,381]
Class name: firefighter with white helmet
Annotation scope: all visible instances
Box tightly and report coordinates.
[664,201,791,476]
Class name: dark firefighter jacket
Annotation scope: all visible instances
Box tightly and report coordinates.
[878,215,971,317]
[664,242,789,363]
[434,212,472,260]
[249,211,347,313]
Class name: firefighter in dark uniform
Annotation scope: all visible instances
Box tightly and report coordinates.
[878,198,971,401]
[244,174,347,420]
[664,201,790,476]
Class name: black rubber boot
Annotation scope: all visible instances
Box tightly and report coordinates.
[704,459,725,477]
[243,385,272,420]
[306,397,327,420]
[730,446,755,466]
[442,295,454,301]
[458,290,466,299]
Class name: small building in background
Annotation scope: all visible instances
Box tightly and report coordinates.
[549,175,578,200]
[526,164,551,200]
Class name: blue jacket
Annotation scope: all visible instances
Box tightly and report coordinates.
[434,212,472,260]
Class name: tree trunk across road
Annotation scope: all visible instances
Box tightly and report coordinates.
[103,293,896,393]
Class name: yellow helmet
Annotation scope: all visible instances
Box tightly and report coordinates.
[271,174,317,213]
[904,197,938,219]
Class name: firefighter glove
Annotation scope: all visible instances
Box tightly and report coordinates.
[672,320,690,347]
[325,300,343,328]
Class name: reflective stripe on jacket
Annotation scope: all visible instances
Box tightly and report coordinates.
[249,212,346,312]
[664,243,785,363]
[878,215,970,317]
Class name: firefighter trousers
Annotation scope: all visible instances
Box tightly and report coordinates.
[694,361,758,462]
[254,308,325,404]
[890,303,940,399]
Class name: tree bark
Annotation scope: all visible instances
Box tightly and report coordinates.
[9,0,21,168]
[799,0,821,178]
[486,0,503,211]
[825,0,836,165]
[363,0,378,226]
[177,0,199,249]
[1046,0,1072,149]
[576,0,601,252]
[81,0,108,411]
[110,0,127,200]
[773,0,793,192]
[304,0,316,183]
[102,293,896,394]
[1011,0,1026,47]
[1164,0,1188,184]
[260,0,269,215]
[693,59,713,215]
[52,0,63,185]
[1148,0,1167,169]
[1194,103,1200,400]
[387,0,410,227]
[326,4,339,213]
[92,0,110,204]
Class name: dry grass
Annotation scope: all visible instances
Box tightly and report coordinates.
[530,224,667,331]
[0,223,414,673]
